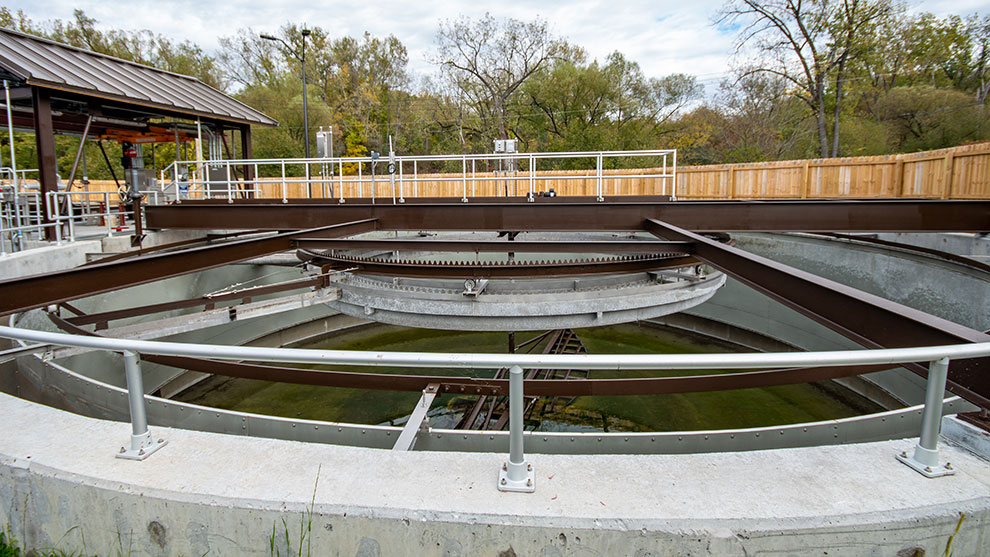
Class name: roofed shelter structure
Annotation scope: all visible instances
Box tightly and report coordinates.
[0,27,277,240]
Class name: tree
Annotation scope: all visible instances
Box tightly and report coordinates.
[218,24,411,158]
[519,51,702,157]
[718,0,893,157]
[876,87,989,152]
[42,10,224,88]
[435,14,564,145]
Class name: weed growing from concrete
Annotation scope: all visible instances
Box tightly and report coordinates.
[268,464,321,557]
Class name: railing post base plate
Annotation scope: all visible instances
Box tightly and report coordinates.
[896,450,955,478]
[117,432,167,461]
[498,461,535,493]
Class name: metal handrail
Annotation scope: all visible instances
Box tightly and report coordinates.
[0,323,982,478]
[1,325,987,369]
[161,149,678,203]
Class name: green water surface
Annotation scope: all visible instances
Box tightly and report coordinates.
[176,323,882,431]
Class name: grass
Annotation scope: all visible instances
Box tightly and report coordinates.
[0,530,84,557]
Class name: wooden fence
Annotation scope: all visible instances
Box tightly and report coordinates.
[676,141,990,200]
[67,141,990,201]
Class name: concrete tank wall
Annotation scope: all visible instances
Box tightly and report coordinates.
[2,392,989,557]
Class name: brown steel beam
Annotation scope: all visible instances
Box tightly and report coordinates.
[0,219,376,317]
[85,231,256,265]
[40,307,906,398]
[294,238,695,254]
[140,353,894,397]
[64,275,328,327]
[147,200,990,233]
[645,218,990,409]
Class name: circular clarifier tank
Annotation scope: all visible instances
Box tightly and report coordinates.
[175,321,882,431]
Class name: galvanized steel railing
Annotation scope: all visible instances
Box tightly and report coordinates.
[1,324,987,488]
[160,149,678,204]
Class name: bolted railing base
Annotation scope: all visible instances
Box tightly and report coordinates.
[895,448,954,478]
[117,432,167,461]
[115,350,167,460]
[498,459,535,493]
[895,357,956,478]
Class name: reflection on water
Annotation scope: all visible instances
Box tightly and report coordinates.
[176,322,883,432]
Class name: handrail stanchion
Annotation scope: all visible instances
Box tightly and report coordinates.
[280,160,287,203]
[116,350,167,460]
[662,153,668,197]
[461,156,468,203]
[896,357,955,477]
[596,153,604,202]
[498,365,535,492]
[672,149,678,200]
[50,192,62,245]
[104,192,112,237]
[226,161,233,203]
[66,193,75,242]
[528,154,535,202]
[305,161,312,199]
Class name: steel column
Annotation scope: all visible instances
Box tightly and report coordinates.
[240,126,254,195]
[32,87,59,241]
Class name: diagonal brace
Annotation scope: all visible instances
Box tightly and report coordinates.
[645,218,990,410]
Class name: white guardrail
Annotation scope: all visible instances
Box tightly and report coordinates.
[2,150,676,252]
[161,149,677,204]
[1,324,987,488]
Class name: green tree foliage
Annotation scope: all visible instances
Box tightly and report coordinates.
[518,51,702,165]
[875,86,990,151]
[2,5,989,174]
[218,24,410,161]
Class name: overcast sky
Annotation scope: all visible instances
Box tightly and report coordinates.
[7,0,989,90]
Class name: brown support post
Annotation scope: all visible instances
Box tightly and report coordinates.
[241,125,254,198]
[728,167,736,199]
[32,87,59,241]
[801,161,811,199]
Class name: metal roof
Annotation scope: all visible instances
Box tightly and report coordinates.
[0,28,276,127]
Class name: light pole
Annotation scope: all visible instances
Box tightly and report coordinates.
[261,28,311,158]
